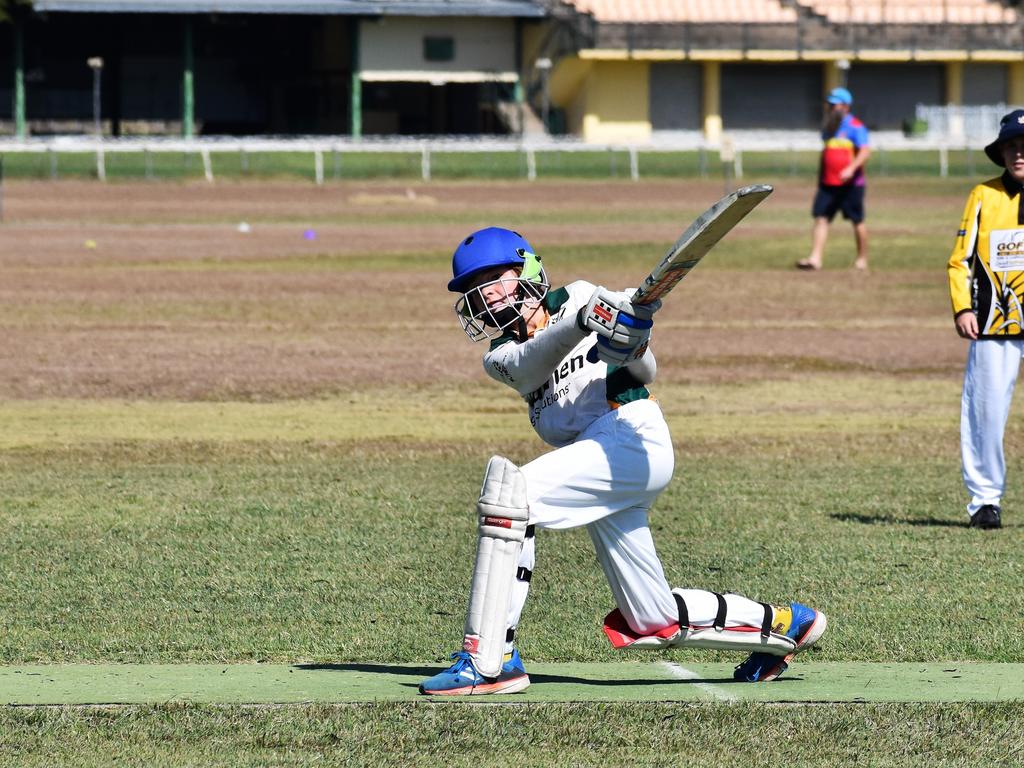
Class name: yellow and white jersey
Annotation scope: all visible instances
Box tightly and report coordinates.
[948,174,1024,337]
[483,280,652,448]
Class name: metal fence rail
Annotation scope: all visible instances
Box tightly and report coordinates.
[0,134,1001,183]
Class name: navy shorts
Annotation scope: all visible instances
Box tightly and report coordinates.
[812,185,866,223]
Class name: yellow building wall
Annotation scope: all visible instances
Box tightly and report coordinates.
[945,61,963,104]
[1010,62,1024,105]
[822,61,842,93]
[702,61,721,144]
[577,60,651,143]
[549,58,592,135]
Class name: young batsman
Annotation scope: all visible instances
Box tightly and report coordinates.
[948,108,1024,530]
[419,226,827,695]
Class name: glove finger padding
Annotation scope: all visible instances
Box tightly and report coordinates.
[595,334,650,366]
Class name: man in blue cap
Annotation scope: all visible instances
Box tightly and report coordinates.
[947,108,1024,530]
[797,86,872,271]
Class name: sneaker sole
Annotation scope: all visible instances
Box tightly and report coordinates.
[756,610,828,682]
[420,673,531,696]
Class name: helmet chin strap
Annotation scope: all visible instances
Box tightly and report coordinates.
[490,305,524,339]
[508,283,539,342]
[514,316,529,342]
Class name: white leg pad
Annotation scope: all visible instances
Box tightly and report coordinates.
[670,626,795,655]
[463,456,529,678]
[603,590,797,657]
[669,589,796,656]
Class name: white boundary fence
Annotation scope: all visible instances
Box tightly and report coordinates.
[915,104,1022,143]
[0,132,995,182]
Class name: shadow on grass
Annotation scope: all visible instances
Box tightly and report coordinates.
[295,663,437,677]
[830,512,967,528]
[526,674,768,687]
[293,663,772,688]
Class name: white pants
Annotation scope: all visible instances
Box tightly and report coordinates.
[961,338,1024,516]
[506,398,766,642]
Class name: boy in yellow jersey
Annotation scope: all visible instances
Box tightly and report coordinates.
[418,227,827,694]
[948,109,1024,529]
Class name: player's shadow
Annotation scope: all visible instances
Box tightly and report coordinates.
[295,662,439,677]
[525,672,745,686]
[830,512,967,528]
[293,663,751,688]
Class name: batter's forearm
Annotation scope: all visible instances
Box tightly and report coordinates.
[485,317,589,394]
[625,347,657,384]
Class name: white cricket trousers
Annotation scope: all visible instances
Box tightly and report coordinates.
[505,398,767,643]
[961,338,1024,516]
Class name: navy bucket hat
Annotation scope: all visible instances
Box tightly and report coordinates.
[985,109,1024,167]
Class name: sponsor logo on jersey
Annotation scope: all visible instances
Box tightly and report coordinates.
[526,353,587,407]
[490,359,514,382]
[990,229,1024,271]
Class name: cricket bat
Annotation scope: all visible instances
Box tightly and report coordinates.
[631,184,773,307]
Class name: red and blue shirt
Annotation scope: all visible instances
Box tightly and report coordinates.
[820,114,869,187]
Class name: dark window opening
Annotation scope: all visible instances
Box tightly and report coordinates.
[424,37,455,63]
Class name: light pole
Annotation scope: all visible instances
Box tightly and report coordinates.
[87,57,104,139]
[535,57,552,134]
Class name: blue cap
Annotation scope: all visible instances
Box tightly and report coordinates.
[826,87,853,106]
[985,109,1024,167]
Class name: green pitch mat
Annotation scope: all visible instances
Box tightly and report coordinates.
[1,662,1020,705]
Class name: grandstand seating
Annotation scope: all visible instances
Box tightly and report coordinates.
[794,0,1017,25]
[567,0,1016,25]
[569,0,798,23]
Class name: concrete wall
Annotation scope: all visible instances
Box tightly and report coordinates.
[359,16,516,80]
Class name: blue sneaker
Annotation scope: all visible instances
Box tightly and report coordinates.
[419,649,530,696]
[733,602,827,682]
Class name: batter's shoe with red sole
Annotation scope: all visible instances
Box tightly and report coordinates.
[418,649,530,696]
[732,602,827,682]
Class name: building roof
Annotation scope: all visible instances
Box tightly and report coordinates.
[29,0,546,16]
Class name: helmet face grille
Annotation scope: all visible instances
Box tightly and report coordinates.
[453,274,549,342]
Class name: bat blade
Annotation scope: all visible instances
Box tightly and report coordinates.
[631,184,773,306]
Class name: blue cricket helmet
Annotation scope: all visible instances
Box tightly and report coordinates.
[448,227,544,292]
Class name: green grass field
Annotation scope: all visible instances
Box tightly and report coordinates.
[0,175,1021,766]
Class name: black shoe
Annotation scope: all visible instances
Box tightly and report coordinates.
[970,504,1002,529]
